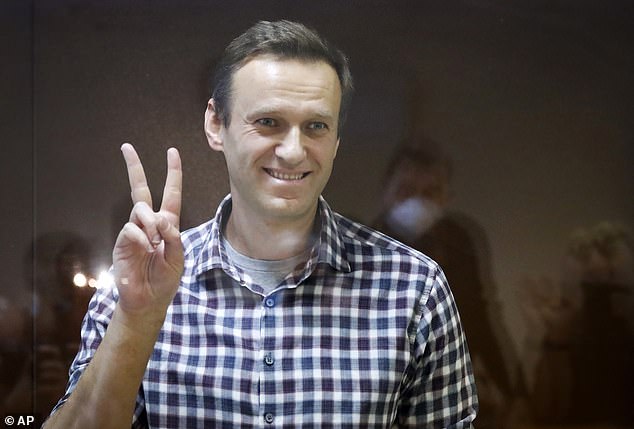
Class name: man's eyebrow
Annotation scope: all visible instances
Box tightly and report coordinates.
[311,110,336,121]
[245,107,284,121]
[247,106,281,117]
[247,106,336,121]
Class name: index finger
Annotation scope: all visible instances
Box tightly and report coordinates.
[121,143,153,207]
[159,147,182,228]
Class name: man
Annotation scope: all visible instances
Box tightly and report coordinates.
[45,21,477,428]
[374,143,518,427]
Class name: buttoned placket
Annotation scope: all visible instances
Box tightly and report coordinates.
[256,257,318,427]
[260,290,279,426]
[223,240,320,427]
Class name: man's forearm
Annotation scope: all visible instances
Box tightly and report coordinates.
[43,304,165,429]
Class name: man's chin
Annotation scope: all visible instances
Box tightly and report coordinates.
[264,196,316,220]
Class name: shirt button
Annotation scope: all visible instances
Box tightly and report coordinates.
[264,412,274,424]
[264,354,274,366]
[264,298,275,308]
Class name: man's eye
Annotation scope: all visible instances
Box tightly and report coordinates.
[256,118,277,127]
[308,122,328,131]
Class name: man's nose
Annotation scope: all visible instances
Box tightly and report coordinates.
[275,127,306,166]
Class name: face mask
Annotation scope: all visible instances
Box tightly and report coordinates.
[385,196,443,239]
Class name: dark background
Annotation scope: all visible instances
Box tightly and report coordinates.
[2,0,633,425]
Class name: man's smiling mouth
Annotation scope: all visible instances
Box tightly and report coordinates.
[264,168,310,181]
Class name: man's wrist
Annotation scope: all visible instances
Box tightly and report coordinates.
[111,302,168,339]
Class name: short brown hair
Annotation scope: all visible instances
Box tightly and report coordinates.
[211,20,353,135]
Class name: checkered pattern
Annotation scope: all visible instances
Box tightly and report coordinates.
[54,195,478,428]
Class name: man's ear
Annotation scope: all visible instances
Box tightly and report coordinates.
[205,98,224,152]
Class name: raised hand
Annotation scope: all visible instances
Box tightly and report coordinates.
[112,143,184,319]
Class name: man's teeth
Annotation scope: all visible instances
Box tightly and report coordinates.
[268,170,305,180]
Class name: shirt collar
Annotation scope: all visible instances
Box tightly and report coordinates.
[314,195,352,273]
[192,194,351,278]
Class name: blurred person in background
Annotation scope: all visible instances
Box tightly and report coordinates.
[1,232,95,420]
[374,140,523,428]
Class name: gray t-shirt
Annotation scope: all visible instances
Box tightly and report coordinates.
[221,233,312,295]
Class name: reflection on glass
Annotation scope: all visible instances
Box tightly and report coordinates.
[0,232,97,420]
[526,222,634,426]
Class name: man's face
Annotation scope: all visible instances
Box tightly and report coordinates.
[207,56,341,224]
[384,162,450,209]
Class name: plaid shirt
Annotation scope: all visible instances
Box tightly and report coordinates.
[56,195,477,428]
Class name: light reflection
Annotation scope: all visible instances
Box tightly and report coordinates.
[96,270,114,289]
[72,273,87,287]
[73,268,114,289]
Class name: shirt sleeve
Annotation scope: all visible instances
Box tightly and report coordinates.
[396,267,479,428]
[47,284,148,429]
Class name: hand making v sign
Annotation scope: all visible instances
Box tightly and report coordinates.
[112,143,184,319]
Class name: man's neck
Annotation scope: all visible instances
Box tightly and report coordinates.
[224,200,318,261]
